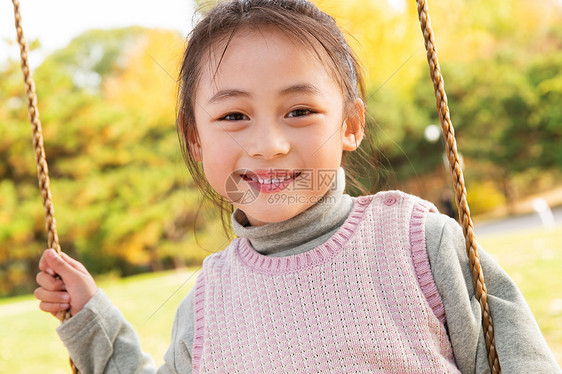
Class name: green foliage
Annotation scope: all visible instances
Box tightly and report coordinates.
[365,0,562,205]
[422,48,562,202]
[2,0,562,295]
[0,28,225,296]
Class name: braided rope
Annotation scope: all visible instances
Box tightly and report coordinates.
[415,0,501,372]
[11,1,78,373]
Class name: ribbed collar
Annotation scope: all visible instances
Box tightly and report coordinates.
[231,167,353,256]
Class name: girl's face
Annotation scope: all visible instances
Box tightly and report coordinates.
[193,27,364,226]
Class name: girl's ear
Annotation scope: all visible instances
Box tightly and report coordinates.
[188,128,203,162]
[342,98,365,151]
[180,114,202,161]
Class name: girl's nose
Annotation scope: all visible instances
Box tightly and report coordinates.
[246,121,290,160]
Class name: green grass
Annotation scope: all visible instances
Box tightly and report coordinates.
[0,269,199,373]
[0,227,560,372]
[478,227,562,364]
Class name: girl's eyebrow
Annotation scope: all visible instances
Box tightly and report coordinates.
[208,83,321,104]
[208,89,250,104]
[279,83,320,96]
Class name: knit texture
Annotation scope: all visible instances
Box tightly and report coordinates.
[409,201,447,326]
[192,191,459,373]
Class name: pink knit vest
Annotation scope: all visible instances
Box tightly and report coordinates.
[192,191,459,373]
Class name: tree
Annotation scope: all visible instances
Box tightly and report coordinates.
[0,28,224,296]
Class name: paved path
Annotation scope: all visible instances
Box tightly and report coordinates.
[474,206,562,237]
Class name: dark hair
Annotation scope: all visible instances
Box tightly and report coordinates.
[177,0,367,231]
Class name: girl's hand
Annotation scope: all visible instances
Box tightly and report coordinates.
[34,248,98,321]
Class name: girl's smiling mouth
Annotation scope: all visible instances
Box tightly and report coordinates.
[241,170,302,193]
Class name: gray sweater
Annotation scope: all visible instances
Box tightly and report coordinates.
[57,177,560,373]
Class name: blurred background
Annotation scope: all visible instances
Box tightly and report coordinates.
[1,0,561,371]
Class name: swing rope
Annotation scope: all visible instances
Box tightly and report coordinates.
[415,0,501,372]
[11,0,78,373]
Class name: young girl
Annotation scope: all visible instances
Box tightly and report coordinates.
[35,0,560,372]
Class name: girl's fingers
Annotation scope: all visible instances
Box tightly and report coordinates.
[40,249,87,278]
[38,249,57,276]
[36,271,66,291]
[59,251,87,273]
[39,301,70,314]
[34,287,70,304]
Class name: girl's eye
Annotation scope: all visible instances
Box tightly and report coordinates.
[287,108,313,118]
[220,112,248,121]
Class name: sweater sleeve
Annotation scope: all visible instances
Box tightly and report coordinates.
[56,288,195,374]
[425,213,561,373]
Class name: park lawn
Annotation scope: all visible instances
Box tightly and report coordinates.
[478,227,562,364]
[0,268,199,373]
[0,227,560,372]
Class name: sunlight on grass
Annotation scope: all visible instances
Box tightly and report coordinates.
[0,227,560,372]
[0,268,199,373]
[478,226,562,365]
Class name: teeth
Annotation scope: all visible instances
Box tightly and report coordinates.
[253,176,288,184]
[245,173,300,184]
